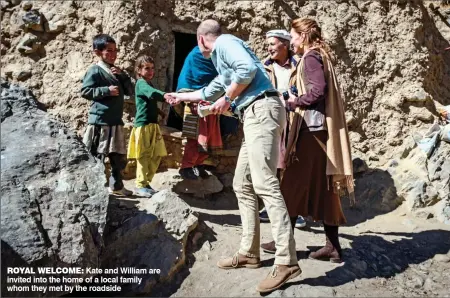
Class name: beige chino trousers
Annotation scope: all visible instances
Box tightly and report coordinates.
[233,95,297,265]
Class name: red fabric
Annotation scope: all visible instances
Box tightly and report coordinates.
[181,101,223,169]
[181,139,209,168]
[197,112,223,153]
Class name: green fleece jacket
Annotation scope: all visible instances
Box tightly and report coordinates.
[81,64,133,125]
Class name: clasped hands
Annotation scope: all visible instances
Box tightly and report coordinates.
[163,93,181,106]
[163,93,231,115]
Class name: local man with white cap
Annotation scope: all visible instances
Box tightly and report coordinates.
[263,29,298,96]
[259,29,307,253]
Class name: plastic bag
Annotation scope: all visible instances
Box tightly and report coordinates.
[412,122,441,157]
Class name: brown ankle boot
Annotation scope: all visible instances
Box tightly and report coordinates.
[261,241,276,254]
[309,224,342,263]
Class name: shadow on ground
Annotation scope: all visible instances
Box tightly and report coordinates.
[149,220,217,297]
[67,193,215,297]
[283,229,450,289]
[341,168,402,226]
[177,189,239,211]
[196,211,242,227]
[104,195,141,236]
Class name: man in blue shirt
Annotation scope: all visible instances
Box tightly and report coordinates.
[176,46,219,180]
[167,19,300,293]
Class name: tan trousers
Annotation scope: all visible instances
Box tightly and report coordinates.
[233,96,297,265]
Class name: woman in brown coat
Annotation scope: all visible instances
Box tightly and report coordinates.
[261,18,354,263]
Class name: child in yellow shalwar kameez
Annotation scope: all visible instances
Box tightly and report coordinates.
[128,55,168,197]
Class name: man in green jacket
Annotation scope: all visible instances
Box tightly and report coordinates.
[81,34,133,196]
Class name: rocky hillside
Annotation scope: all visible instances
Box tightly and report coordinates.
[1,0,450,222]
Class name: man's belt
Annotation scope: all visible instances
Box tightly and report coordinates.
[255,90,280,100]
[238,90,280,113]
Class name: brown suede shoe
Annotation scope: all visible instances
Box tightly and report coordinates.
[256,264,302,293]
[217,252,261,269]
[261,241,276,254]
[308,237,342,263]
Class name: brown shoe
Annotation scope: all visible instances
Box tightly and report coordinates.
[256,264,302,293]
[261,240,276,254]
[217,252,261,269]
[309,236,342,263]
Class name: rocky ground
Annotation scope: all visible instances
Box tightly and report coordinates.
[113,176,450,298]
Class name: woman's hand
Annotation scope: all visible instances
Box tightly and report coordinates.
[286,91,298,111]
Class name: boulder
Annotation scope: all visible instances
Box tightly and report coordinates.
[151,168,224,198]
[353,157,369,174]
[1,80,109,296]
[388,142,450,223]
[352,169,403,215]
[101,190,198,294]
[173,175,223,198]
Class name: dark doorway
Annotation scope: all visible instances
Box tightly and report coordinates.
[172,32,198,91]
[166,31,198,131]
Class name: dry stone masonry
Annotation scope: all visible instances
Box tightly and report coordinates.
[1,0,449,220]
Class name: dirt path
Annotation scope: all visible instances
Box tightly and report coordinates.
[121,180,450,297]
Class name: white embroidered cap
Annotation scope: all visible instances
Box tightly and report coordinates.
[266,29,291,41]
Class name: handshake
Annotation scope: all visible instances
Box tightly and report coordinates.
[163,93,182,106]
[162,92,235,118]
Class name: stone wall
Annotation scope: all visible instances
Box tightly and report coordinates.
[2,0,450,221]
[2,0,449,166]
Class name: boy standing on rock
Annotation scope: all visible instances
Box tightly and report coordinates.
[81,34,134,196]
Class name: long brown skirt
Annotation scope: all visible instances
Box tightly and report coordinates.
[281,130,346,226]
